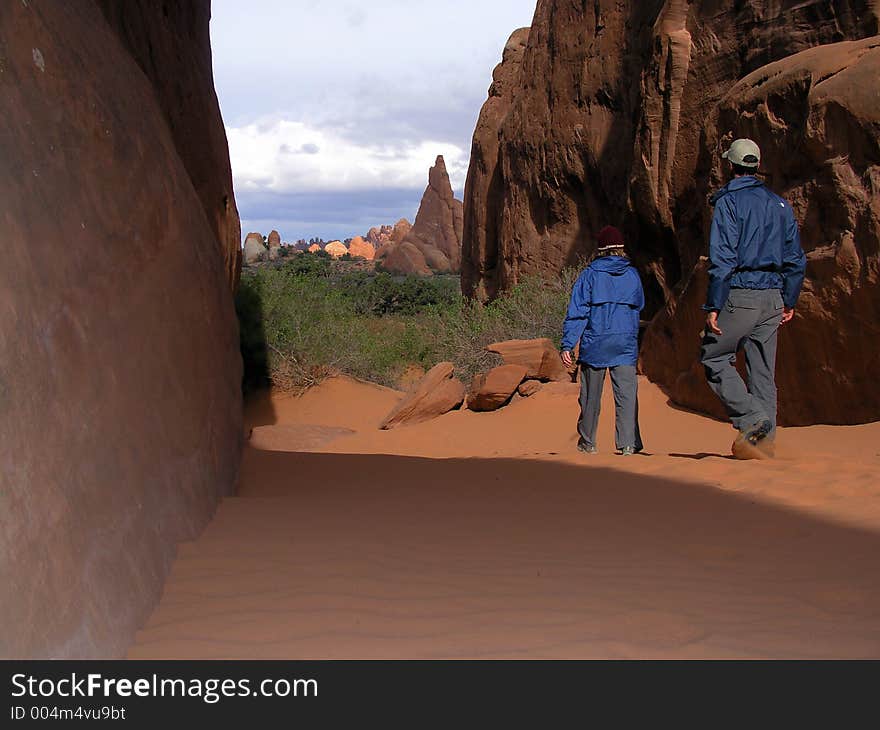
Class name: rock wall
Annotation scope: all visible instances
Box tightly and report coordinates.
[462,0,880,424]
[96,0,243,291]
[461,28,530,301]
[643,37,880,425]
[0,0,243,657]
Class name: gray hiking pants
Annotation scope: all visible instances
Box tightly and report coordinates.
[578,364,643,451]
[700,288,783,433]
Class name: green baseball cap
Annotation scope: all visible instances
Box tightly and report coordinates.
[722,138,761,168]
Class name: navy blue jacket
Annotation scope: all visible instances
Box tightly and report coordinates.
[705,176,806,311]
[561,256,644,368]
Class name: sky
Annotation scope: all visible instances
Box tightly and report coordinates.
[210,0,537,242]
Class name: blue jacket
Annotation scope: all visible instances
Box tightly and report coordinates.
[561,256,645,368]
[705,176,806,311]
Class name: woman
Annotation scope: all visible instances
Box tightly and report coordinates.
[561,226,645,455]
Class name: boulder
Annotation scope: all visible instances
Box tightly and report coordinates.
[243,232,266,265]
[380,362,465,429]
[468,364,528,412]
[517,380,543,398]
[380,241,433,276]
[324,240,348,259]
[308,243,323,253]
[486,338,570,382]
[403,156,463,271]
[348,235,375,260]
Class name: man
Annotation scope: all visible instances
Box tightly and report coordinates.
[701,138,806,458]
[561,226,645,456]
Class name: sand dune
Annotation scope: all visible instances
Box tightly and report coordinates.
[129,377,880,659]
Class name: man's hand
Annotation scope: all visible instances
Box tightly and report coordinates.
[561,350,573,369]
[706,311,723,336]
[781,307,795,324]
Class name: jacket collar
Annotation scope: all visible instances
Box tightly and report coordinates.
[710,175,764,205]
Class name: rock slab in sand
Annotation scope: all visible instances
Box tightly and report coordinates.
[249,424,356,452]
[380,362,465,429]
[468,364,528,412]
[1,0,242,657]
[487,338,570,382]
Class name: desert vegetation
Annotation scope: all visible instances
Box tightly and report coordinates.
[235,251,581,392]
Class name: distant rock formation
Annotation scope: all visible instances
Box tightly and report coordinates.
[380,241,432,276]
[267,230,282,260]
[366,219,412,250]
[403,155,463,271]
[244,232,267,265]
[391,218,412,243]
[377,157,463,276]
[461,2,880,425]
[324,240,348,259]
[308,243,323,253]
[366,224,394,247]
[348,236,376,260]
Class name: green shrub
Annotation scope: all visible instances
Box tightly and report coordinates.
[235,263,580,392]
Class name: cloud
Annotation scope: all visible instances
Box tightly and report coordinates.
[227,117,468,195]
[237,188,424,242]
[210,0,537,241]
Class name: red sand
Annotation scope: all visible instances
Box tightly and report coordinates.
[128,377,880,658]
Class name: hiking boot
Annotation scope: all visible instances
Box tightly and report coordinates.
[577,442,598,454]
[618,446,635,456]
[732,419,774,460]
[741,419,773,445]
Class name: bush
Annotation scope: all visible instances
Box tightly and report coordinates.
[235,262,580,392]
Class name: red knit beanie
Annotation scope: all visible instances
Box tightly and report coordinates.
[596,225,625,250]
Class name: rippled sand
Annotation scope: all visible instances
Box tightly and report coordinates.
[128,377,880,659]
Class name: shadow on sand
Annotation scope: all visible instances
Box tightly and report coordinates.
[128,447,880,659]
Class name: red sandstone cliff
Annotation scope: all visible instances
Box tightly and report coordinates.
[462,1,880,424]
[0,0,242,657]
[96,0,243,291]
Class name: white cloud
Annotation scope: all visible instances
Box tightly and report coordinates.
[227,117,469,195]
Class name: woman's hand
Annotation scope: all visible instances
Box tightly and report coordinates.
[561,350,573,368]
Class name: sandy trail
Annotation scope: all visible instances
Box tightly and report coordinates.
[128,377,880,659]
